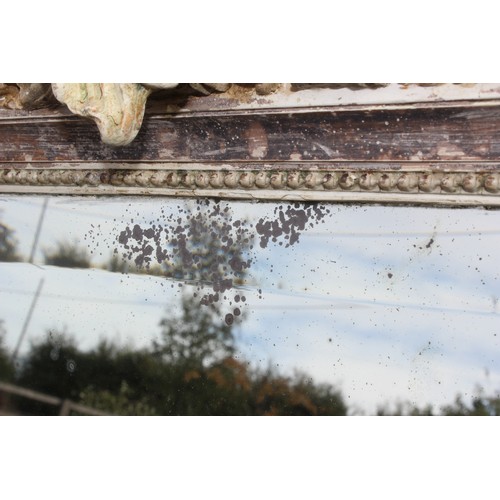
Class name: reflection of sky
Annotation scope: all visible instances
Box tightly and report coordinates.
[1,195,500,414]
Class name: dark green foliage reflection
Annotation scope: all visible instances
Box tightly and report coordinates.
[6,311,347,416]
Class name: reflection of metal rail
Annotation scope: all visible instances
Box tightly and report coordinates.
[0,381,108,416]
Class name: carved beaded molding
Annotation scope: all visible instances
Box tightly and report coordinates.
[2,166,500,205]
[3,84,500,206]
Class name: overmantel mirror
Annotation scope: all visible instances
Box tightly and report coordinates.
[1,83,499,416]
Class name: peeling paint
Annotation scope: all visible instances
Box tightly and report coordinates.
[244,121,268,159]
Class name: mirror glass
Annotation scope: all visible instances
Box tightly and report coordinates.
[1,195,499,415]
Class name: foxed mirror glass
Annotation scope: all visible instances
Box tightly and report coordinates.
[1,195,499,415]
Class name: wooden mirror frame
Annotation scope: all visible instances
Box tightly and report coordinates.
[2,83,500,206]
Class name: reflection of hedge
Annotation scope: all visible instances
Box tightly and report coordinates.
[43,240,92,268]
[0,220,21,262]
[79,382,157,416]
[377,393,500,416]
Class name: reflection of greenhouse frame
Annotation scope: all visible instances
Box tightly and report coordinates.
[2,83,500,206]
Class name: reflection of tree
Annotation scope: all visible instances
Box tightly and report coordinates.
[0,321,15,414]
[106,253,130,273]
[251,369,347,416]
[376,387,500,415]
[7,327,348,415]
[79,382,157,416]
[441,389,500,416]
[161,203,253,288]
[0,217,22,262]
[115,201,253,305]
[148,203,254,414]
[105,252,164,276]
[15,330,82,414]
[376,402,434,416]
[0,321,14,381]
[6,325,500,415]
[13,331,164,415]
[155,294,235,369]
[43,240,91,268]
